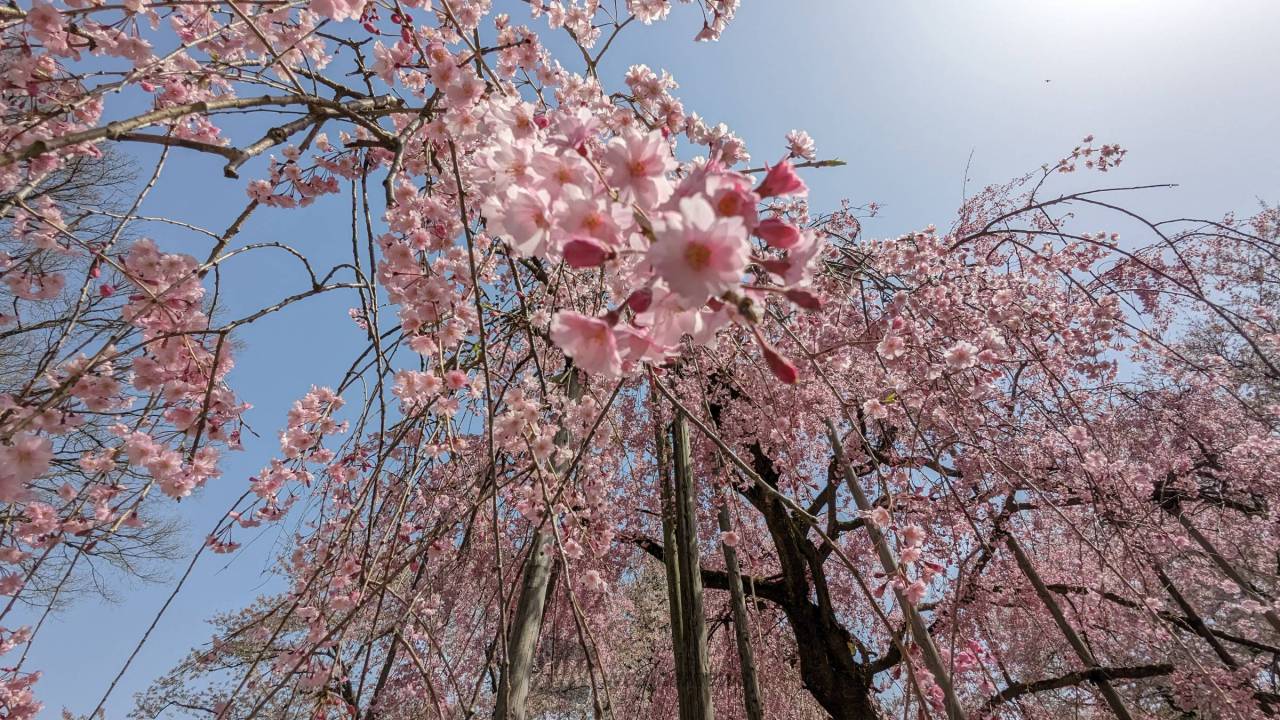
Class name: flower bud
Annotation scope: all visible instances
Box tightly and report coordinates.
[756,159,806,198]
[755,218,801,249]
[563,238,613,268]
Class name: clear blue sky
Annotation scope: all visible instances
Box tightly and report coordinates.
[24,1,1280,716]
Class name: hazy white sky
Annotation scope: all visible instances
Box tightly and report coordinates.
[28,2,1280,717]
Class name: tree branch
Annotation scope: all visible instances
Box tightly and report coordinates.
[633,536,788,607]
[989,664,1174,707]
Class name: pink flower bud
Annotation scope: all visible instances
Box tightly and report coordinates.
[784,288,823,311]
[563,238,613,268]
[625,287,653,314]
[755,218,802,249]
[760,340,798,384]
[756,159,807,198]
[99,283,115,297]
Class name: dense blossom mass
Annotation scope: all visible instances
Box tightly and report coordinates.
[0,2,1278,720]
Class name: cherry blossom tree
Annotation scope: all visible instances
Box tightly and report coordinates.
[0,2,1277,720]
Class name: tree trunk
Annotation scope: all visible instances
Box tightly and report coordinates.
[657,412,688,699]
[494,373,583,718]
[703,390,883,720]
[494,530,553,720]
[742,460,880,720]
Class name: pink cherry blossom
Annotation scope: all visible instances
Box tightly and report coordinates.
[484,188,556,258]
[549,311,622,377]
[943,340,980,370]
[862,397,890,420]
[0,434,52,501]
[786,129,817,160]
[0,572,24,596]
[647,197,749,304]
[877,334,907,359]
[868,507,892,528]
[904,579,928,605]
[310,0,365,22]
[901,525,927,547]
[603,129,676,208]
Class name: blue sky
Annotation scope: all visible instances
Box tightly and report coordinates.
[23,1,1280,716]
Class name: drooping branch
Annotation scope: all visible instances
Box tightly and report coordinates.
[1,94,404,167]
[1045,583,1280,655]
[825,420,965,720]
[1003,534,1140,720]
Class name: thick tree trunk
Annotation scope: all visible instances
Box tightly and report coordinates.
[702,387,884,720]
[716,499,764,720]
[494,530,553,720]
[494,373,582,719]
[742,462,880,720]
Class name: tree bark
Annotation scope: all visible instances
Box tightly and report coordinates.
[656,411,688,704]
[699,386,883,720]
[494,530,554,720]
[736,440,881,719]
[494,373,583,719]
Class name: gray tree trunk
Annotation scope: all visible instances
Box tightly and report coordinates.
[657,414,688,697]
[494,530,553,720]
[494,373,583,719]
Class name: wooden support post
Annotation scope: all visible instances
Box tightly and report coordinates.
[672,411,715,720]
[717,498,764,720]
